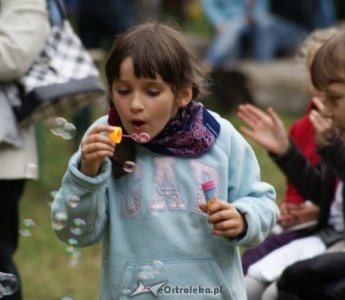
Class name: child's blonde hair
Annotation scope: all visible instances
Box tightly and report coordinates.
[297,27,339,68]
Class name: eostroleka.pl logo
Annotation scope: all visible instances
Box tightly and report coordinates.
[129,281,168,297]
[129,281,223,297]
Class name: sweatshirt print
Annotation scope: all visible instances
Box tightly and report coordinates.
[51,111,278,300]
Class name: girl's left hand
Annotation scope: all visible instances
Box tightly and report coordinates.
[199,201,247,237]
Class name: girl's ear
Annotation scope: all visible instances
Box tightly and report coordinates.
[178,86,193,108]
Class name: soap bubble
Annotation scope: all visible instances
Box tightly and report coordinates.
[23,163,38,178]
[52,212,68,231]
[48,117,76,140]
[0,272,18,298]
[19,219,36,237]
[67,195,80,208]
[70,218,86,235]
[138,270,154,280]
[68,249,82,268]
[152,260,164,274]
[65,238,79,254]
[123,161,135,173]
[50,117,67,136]
[61,123,76,140]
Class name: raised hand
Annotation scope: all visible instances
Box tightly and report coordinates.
[237,104,289,155]
[80,125,116,177]
[309,97,335,147]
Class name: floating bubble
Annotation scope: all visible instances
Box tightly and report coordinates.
[52,212,68,231]
[152,260,164,274]
[123,161,135,173]
[61,123,77,140]
[121,288,131,296]
[50,117,67,136]
[70,218,86,235]
[47,190,58,207]
[23,163,38,178]
[67,195,80,208]
[48,117,77,140]
[60,296,74,300]
[68,249,82,268]
[19,219,36,237]
[137,270,155,280]
[0,272,18,297]
[65,238,79,254]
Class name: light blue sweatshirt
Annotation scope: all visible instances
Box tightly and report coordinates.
[52,111,278,299]
[202,0,270,27]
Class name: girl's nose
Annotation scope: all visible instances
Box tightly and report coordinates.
[130,93,144,112]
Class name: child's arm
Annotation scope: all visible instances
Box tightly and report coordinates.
[238,103,324,205]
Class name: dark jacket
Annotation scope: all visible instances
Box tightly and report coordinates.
[270,138,345,245]
[277,251,345,300]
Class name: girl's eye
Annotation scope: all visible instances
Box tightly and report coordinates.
[117,89,130,95]
[147,90,160,96]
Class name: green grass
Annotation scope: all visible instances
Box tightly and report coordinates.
[15,109,296,299]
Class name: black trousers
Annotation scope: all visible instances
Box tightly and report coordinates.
[0,179,26,300]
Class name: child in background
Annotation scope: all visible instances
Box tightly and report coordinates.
[277,30,345,299]
[238,29,345,300]
[51,22,278,300]
[239,27,338,275]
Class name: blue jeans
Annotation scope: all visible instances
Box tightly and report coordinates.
[205,15,308,67]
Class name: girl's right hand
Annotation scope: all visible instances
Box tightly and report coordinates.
[80,125,116,177]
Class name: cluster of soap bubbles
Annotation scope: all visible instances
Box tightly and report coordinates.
[48,117,76,140]
[119,260,164,299]
[51,194,85,266]
[0,272,18,298]
[19,219,36,237]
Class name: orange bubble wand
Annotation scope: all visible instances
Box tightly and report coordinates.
[108,126,150,144]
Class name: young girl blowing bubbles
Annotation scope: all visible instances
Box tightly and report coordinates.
[51,22,278,300]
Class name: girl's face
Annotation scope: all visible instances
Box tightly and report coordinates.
[111,57,192,140]
[324,81,345,132]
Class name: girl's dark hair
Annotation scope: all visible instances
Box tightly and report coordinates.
[105,22,207,100]
[311,30,345,91]
[104,22,207,178]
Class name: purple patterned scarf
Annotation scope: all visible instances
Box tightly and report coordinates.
[108,101,220,158]
[143,101,220,157]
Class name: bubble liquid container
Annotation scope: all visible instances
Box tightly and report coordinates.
[201,180,218,208]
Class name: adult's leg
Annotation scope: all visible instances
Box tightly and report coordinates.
[262,281,278,300]
[245,276,268,300]
[204,20,246,68]
[0,179,26,300]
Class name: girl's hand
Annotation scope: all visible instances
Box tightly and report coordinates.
[200,200,247,237]
[237,104,289,156]
[309,97,335,148]
[80,125,116,177]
